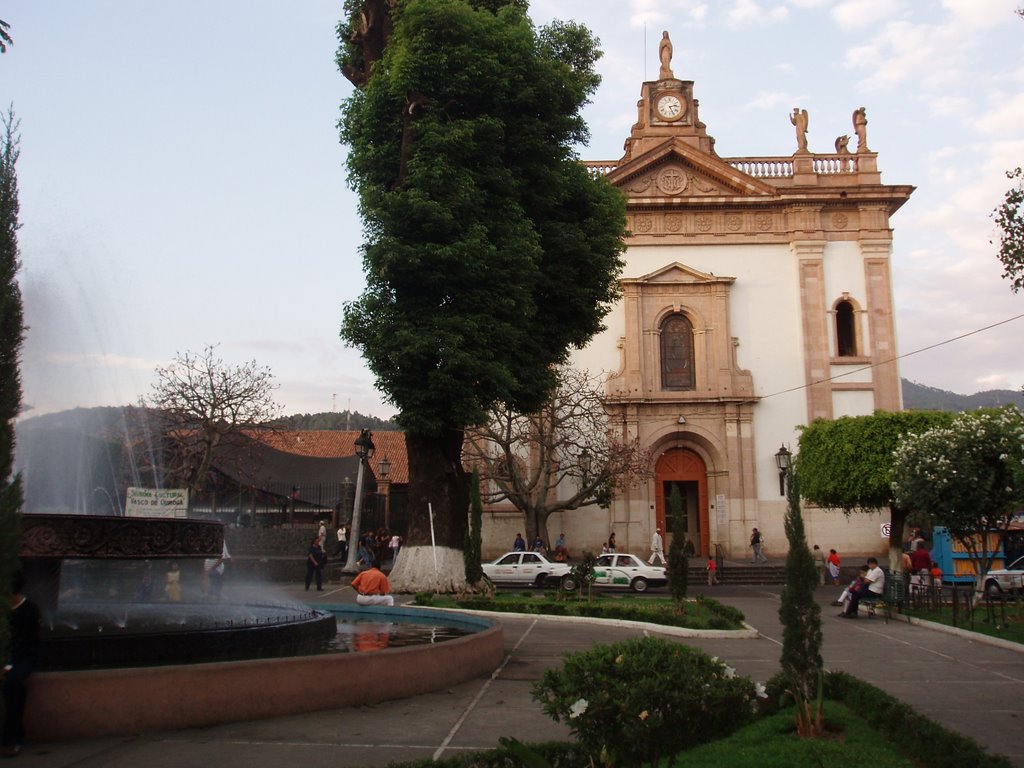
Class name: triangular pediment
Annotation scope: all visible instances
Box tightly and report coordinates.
[607,138,777,199]
[624,262,736,286]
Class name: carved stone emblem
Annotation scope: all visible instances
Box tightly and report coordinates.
[656,167,688,195]
[725,214,742,231]
[832,213,849,229]
[635,214,654,233]
[696,215,713,232]
[665,214,683,233]
[756,213,772,231]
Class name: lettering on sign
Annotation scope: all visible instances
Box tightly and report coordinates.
[126,487,189,518]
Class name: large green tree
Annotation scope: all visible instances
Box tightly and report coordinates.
[796,410,953,571]
[337,1,626,590]
[0,108,25,657]
[892,407,1024,589]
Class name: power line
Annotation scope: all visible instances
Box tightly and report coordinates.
[759,312,1024,402]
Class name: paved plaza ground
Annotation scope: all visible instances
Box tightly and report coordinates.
[10,579,1024,768]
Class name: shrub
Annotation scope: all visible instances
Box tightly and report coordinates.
[825,671,1013,768]
[413,592,434,606]
[533,636,757,767]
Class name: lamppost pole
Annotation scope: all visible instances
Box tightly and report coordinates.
[343,429,375,574]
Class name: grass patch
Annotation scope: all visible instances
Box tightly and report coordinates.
[902,601,1024,645]
[411,592,745,630]
[675,701,916,767]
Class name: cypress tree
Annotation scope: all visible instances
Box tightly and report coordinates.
[667,482,688,604]
[778,465,824,733]
[0,108,25,657]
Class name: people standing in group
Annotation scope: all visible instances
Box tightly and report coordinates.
[827,548,841,585]
[649,527,666,565]
[2,573,40,757]
[203,541,230,598]
[910,541,934,590]
[750,528,767,563]
[813,545,827,585]
[607,532,617,553]
[512,533,526,552]
[357,532,374,567]
[305,536,327,591]
[351,559,394,606]
[335,524,348,560]
[706,556,718,586]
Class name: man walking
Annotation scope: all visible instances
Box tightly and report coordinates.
[649,527,666,565]
[750,527,767,563]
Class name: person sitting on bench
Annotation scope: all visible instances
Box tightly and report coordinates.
[841,557,885,618]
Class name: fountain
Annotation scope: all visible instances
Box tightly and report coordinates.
[17,512,504,741]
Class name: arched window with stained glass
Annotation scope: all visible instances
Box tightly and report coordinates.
[660,313,695,390]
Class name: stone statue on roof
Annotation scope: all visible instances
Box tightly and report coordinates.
[790,107,809,153]
[853,107,870,153]
[659,31,674,80]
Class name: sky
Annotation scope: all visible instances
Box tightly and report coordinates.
[1,0,1022,421]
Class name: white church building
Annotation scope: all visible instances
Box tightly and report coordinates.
[541,36,913,561]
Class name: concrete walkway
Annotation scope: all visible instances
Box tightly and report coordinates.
[10,582,1024,767]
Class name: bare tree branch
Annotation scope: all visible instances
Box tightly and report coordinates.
[464,367,651,544]
[140,345,282,493]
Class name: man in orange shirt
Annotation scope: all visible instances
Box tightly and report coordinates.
[351,559,394,606]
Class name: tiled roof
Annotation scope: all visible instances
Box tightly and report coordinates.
[260,430,408,484]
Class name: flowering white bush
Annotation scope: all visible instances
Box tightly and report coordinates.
[533,636,756,767]
[892,406,1024,579]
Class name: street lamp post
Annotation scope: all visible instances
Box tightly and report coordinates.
[343,429,376,573]
[774,444,792,497]
[377,456,391,529]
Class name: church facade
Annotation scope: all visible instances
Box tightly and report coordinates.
[552,37,914,561]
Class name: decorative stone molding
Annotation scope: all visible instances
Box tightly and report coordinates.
[20,514,224,559]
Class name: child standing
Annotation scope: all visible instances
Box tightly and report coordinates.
[706,556,718,586]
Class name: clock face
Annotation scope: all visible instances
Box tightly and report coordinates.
[656,94,684,120]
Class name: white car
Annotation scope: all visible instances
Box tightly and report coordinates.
[983,555,1024,597]
[482,551,575,589]
[593,553,668,592]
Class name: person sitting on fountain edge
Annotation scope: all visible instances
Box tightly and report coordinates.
[351,559,394,606]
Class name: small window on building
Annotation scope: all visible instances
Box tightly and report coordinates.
[835,300,857,357]
[661,313,695,390]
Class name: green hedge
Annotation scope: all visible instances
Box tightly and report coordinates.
[824,671,1013,768]
[443,596,745,630]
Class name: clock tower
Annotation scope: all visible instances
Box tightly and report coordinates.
[621,41,715,161]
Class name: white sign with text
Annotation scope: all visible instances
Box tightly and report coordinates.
[125,487,189,518]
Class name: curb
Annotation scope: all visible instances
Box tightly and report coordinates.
[409,604,760,639]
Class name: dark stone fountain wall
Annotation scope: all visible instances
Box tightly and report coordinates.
[19,514,224,615]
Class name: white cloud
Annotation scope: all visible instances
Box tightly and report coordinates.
[746,91,799,110]
[942,0,1014,29]
[975,92,1024,136]
[724,0,790,26]
[832,0,906,30]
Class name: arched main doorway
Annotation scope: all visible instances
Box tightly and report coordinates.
[654,448,709,557]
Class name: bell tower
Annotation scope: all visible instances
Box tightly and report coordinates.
[621,32,715,161]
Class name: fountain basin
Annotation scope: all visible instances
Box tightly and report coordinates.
[24,607,503,741]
